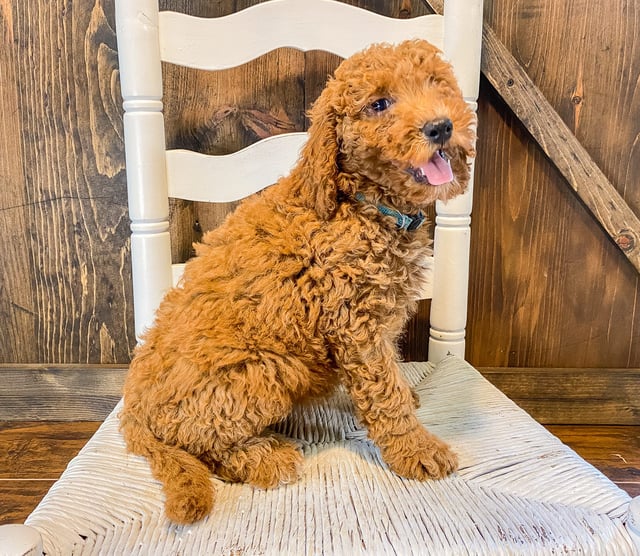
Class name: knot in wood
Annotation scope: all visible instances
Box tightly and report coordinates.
[615,229,636,253]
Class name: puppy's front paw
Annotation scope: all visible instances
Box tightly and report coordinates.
[381,427,458,481]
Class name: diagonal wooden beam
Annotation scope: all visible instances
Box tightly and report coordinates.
[425,0,640,274]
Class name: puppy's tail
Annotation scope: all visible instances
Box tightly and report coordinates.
[120,409,214,524]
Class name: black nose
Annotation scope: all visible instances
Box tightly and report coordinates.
[422,118,453,145]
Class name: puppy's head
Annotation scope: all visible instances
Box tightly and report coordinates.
[299,39,476,217]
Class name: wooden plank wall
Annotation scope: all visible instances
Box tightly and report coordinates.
[470,0,640,370]
[0,1,134,364]
[0,0,638,422]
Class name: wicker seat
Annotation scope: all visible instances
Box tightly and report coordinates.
[13,357,639,554]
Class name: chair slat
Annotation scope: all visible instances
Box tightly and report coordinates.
[166,132,307,203]
[159,0,443,70]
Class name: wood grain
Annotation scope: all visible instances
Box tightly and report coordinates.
[425,0,640,369]
[480,367,640,425]
[2,363,637,426]
[0,421,101,478]
[0,0,33,363]
[0,0,639,377]
[546,425,640,497]
[467,0,640,368]
[469,84,640,368]
[0,421,100,524]
[480,24,640,273]
[0,0,134,364]
[0,481,56,525]
[0,365,127,421]
[162,48,306,258]
[426,0,640,273]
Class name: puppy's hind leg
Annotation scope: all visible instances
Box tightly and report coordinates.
[211,434,303,489]
[202,352,312,489]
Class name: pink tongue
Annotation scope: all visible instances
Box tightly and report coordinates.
[420,152,453,186]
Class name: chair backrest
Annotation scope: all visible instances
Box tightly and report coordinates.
[115,0,483,362]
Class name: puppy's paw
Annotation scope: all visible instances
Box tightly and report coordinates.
[218,436,304,489]
[247,438,304,489]
[381,427,458,481]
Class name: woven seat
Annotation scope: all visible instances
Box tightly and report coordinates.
[18,357,638,554]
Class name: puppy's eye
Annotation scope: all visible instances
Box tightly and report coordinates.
[369,98,393,112]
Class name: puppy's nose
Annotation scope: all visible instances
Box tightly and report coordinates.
[422,118,453,145]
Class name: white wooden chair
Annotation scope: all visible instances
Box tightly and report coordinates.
[2,0,639,554]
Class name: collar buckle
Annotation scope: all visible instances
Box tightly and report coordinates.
[355,193,425,232]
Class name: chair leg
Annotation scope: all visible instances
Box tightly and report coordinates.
[0,524,43,555]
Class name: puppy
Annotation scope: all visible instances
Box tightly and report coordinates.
[120,39,476,524]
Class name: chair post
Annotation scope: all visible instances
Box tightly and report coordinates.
[429,0,483,363]
[116,0,173,341]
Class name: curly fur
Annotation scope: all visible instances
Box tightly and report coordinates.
[120,39,477,524]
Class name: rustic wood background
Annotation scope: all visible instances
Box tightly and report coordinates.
[472,0,640,369]
[0,0,638,422]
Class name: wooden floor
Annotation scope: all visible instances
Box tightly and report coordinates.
[1,422,638,525]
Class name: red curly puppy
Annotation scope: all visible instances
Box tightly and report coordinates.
[120,39,476,524]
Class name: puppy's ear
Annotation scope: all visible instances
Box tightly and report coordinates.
[292,86,341,220]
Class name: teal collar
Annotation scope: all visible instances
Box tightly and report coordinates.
[355,193,425,231]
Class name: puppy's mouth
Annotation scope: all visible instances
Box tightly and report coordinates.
[406,150,453,186]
